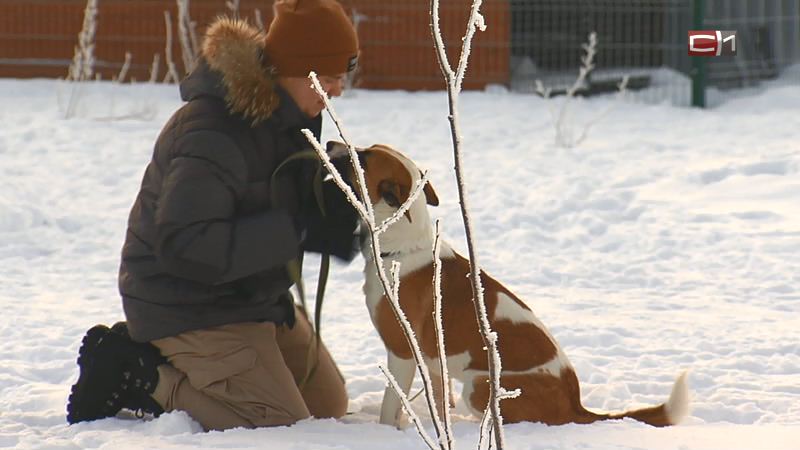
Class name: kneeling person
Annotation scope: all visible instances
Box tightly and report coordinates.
[66,0,361,431]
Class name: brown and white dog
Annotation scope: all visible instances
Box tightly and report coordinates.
[339,143,689,427]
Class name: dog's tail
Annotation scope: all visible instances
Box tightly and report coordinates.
[577,371,690,427]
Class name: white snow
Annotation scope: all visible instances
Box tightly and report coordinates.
[0,71,798,449]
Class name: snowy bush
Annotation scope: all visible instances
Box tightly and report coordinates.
[536,32,630,149]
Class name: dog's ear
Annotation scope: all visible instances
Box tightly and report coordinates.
[326,140,353,158]
[420,170,440,206]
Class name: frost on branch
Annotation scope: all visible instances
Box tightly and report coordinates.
[430,0,511,448]
[63,0,98,119]
[303,72,453,450]
[536,32,630,148]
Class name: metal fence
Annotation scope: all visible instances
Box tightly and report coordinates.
[704,0,800,88]
[509,0,800,107]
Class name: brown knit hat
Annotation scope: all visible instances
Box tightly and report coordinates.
[264,0,359,77]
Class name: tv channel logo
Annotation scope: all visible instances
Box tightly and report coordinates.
[688,30,737,56]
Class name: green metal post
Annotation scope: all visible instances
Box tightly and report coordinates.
[691,0,706,108]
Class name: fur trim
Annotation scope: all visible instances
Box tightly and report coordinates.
[202,17,278,125]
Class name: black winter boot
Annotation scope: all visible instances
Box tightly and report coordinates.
[110,321,130,337]
[66,323,166,424]
[110,321,166,417]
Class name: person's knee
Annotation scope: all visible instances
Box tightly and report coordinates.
[328,383,349,418]
[309,377,348,419]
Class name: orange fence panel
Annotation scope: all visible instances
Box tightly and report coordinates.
[0,0,510,90]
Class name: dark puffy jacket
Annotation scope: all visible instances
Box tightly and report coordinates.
[119,18,355,342]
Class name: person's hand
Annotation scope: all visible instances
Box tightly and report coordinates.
[302,177,361,261]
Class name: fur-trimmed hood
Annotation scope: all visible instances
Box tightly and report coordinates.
[180,17,280,125]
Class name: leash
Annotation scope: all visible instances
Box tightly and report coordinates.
[270,150,330,389]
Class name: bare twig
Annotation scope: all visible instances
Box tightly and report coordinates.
[226,0,240,18]
[117,52,132,84]
[149,53,161,83]
[299,139,368,222]
[163,10,181,83]
[565,32,597,98]
[534,79,552,99]
[64,0,98,118]
[67,45,83,82]
[77,0,98,81]
[303,132,445,450]
[375,172,431,234]
[430,0,510,448]
[536,33,628,148]
[477,408,492,450]
[554,31,597,147]
[379,365,439,450]
[176,0,198,74]
[302,72,452,450]
[432,220,454,449]
[344,9,367,94]
[254,8,265,31]
[188,19,200,64]
[571,74,629,147]
[454,1,487,93]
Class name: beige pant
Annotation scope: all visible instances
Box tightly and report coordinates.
[150,307,347,431]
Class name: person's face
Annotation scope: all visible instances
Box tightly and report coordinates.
[277,73,347,118]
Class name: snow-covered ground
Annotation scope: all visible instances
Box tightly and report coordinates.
[0,71,798,449]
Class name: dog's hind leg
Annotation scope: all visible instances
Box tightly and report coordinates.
[380,351,416,427]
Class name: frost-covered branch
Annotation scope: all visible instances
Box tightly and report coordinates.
[344,9,367,94]
[67,46,83,83]
[302,138,449,450]
[430,0,486,93]
[536,32,629,148]
[429,0,453,83]
[432,220,454,449]
[163,11,181,83]
[553,31,596,148]
[375,173,430,234]
[116,52,132,83]
[454,1,486,92]
[305,75,371,223]
[64,0,98,119]
[477,408,492,450]
[430,0,510,448]
[300,135,370,221]
[254,8,265,31]
[188,20,200,65]
[149,53,161,83]
[76,0,97,81]
[176,0,198,74]
[379,365,439,450]
[570,74,629,147]
[226,0,240,18]
[565,31,597,98]
[303,72,453,450]
[534,79,552,99]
